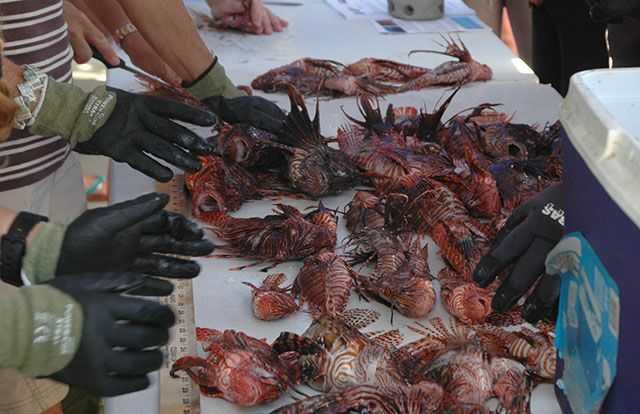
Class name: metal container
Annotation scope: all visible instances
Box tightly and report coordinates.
[388,0,444,20]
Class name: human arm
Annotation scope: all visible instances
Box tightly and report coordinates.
[69,0,181,85]
[4,53,215,181]
[1,193,214,286]
[13,62,216,181]
[114,0,286,131]
[0,272,176,396]
[115,0,215,82]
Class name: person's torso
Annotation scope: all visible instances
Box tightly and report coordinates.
[0,0,73,192]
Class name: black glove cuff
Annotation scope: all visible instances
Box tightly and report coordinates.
[182,56,218,89]
[1,212,49,286]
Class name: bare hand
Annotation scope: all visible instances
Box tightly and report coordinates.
[121,31,182,86]
[250,0,288,35]
[208,0,288,35]
[63,1,119,65]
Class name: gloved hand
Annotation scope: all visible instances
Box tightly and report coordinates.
[473,185,564,323]
[30,77,217,182]
[0,273,174,397]
[183,57,286,133]
[23,193,214,283]
[47,272,175,396]
[202,95,286,134]
[75,88,217,181]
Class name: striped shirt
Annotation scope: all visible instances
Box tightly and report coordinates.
[0,0,72,191]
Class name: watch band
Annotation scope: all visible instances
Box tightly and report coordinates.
[1,212,48,286]
[113,23,138,44]
[13,65,49,130]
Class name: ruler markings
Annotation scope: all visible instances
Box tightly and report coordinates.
[156,176,201,414]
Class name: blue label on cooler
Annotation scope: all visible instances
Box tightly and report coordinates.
[548,233,619,414]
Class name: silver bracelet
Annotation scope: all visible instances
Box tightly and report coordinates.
[13,65,49,130]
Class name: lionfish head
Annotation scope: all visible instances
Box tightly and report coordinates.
[324,148,361,193]
[219,126,253,163]
[293,148,360,197]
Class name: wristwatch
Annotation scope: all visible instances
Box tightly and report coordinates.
[113,23,138,44]
[1,212,49,286]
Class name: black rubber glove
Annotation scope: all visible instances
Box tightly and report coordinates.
[57,192,214,278]
[47,272,175,397]
[473,185,564,323]
[202,95,285,134]
[76,88,217,182]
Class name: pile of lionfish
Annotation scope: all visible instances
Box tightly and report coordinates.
[151,80,562,412]
[172,313,556,413]
[252,37,492,97]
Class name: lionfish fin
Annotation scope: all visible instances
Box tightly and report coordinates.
[279,85,325,148]
[202,212,230,229]
[195,327,221,343]
[241,281,260,291]
[336,124,366,155]
[417,86,460,142]
[407,317,475,349]
[369,329,404,348]
[272,332,322,355]
[340,308,380,330]
[385,103,396,125]
[262,273,288,289]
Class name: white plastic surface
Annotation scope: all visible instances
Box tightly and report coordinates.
[561,68,640,229]
[105,71,562,413]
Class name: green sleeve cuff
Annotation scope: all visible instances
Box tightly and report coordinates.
[23,222,65,284]
[186,60,245,100]
[30,79,117,146]
[0,286,83,377]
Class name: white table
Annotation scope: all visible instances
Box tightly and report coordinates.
[186,0,537,95]
[105,1,552,413]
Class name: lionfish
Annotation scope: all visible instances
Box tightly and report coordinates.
[206,203,337,270]
[272,310,411,393]
[274,86,361,198]
[345,229,436,319]
[185,154,261,220]
[243,273,299,321]
[270,381,444,413]
[293,251,357,318]
[400,36,493,92]
[170,327,301,406]
[401,318,535,413]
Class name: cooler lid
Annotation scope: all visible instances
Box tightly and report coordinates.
[561,68,640,229]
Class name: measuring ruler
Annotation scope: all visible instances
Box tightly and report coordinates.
[156,175,201,414]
